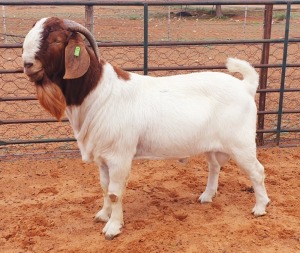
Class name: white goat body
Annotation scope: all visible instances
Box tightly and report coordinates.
[66,59,270,239]
[68,59,257,163]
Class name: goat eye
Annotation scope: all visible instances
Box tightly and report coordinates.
[50,39,62,45]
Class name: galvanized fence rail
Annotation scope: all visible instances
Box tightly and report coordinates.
[1,0,300,159]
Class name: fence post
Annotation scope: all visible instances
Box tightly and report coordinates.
[144,3,148,75]
[85,5,94,33]
[276,3,291,145]
[2,5,7,43]
[257,4,273,146]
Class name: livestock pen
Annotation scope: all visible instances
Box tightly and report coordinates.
[1,0,300,159]
[0,0,299,252]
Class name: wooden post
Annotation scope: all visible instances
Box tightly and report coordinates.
[257,4,273,146]
[85,5,94,33]
[216,5,222,18]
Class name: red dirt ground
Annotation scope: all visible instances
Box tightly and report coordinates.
[1,147,300,252]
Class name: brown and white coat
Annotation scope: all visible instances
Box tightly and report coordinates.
[22,17,270,240]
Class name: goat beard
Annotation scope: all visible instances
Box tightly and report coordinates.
[36,75,66,121]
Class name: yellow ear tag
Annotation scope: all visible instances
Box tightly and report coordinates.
[74,46,81,57]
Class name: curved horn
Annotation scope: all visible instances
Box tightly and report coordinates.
[63,19,100,61]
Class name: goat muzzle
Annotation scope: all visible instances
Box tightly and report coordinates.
[25,69,44,82]
[24,60,44,82]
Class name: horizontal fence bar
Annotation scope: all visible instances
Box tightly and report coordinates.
[2,87,300,103]
[2,63,300,75]
[0,69,23,74]
[97,39,300,47]
[144,63,300,72]
[3,126,300,146]
[0,96,36,102]
[1,1,299,6]
[147,39,300,46]
[257,88,300,93]
[1,0,300,6]
[257,109,300,114]
[2,108,300,126]
[0,138,76,145]
[144,64,300,72]
[256,128,300,133]
[2,38,300,49]
[2,88,300,104]
[0,119,69,125]
[0,44,22,48]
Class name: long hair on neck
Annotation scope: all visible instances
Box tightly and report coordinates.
[36,75,66,121]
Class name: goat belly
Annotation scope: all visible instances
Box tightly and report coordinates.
[134,130,222,160]
[133,108,223,160]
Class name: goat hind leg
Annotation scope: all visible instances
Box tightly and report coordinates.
[232,151,270,216]
[250,160,270,216]
[199,152,229,203]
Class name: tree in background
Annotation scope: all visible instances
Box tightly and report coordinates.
[216,5,223,18]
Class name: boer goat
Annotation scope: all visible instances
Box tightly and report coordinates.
[22,17,270,240]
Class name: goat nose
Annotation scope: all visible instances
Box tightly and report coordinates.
[24,62,33,69]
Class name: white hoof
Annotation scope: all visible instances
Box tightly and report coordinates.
[252,205,266,216]
[198,191,216,203]
[102,219,123,240]
[252,198,270,216]
[252,199,270,216]
[95,209,110,223]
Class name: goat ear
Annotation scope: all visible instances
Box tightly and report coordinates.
[63,33,90,79]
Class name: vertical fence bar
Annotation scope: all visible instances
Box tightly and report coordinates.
[168,6,171,40]
[257,4,273,146]
[144,3,148,75]
[2,5,7,43]
[85,5,94,33]
[276,3,291,145]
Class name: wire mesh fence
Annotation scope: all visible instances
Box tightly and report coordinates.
[1,1,300,160]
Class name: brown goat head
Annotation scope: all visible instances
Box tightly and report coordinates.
[22,17,102,120]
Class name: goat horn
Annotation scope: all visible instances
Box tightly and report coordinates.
[63,19,100,61]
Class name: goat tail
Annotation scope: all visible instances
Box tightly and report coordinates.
[226,58,259,97]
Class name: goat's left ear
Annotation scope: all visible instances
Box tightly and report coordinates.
[63,33,90,79]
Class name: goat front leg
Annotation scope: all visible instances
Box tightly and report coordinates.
[95,163,111,222]
[102,158,132,240]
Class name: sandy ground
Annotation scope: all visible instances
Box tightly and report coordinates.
[0,147,299,252]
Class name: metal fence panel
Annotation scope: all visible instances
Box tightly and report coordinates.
[1,1,300,159]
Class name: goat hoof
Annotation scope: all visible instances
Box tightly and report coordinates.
[105,233,119,240]
[198,191,215,203]
[252,199,270,216]
[102,219,123,239]
[252,208,266,216]
[95,210,110,223]
[252,205,267,216]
